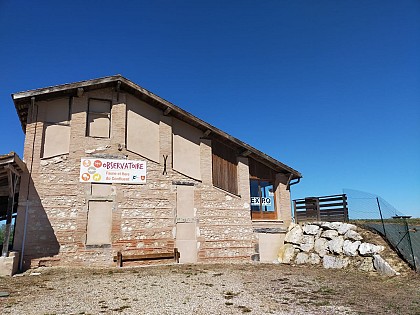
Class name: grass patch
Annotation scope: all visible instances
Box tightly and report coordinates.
[316,286,336,295]
[111,305,131,312]
[313,300,330,306]
[224,291,240,299]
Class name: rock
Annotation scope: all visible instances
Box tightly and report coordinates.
[40,160,49,166]
[303,224,320,235]
[278,244,295,264]
[359,243,384,256]
[308,253,321,264]
[373,255,400,276]
[287,222,297,232]
[344,229,363,241]
[300,235,315,252]
[356,257,375,272]
[295,252,309,264]
[314,238,329,257]
[338,223,357,235]
[328,236,344,254]
[284,225,303,245]
[321,229,339,240]
[323,255,349,269]
[328,222,342,231]
[343,240,361,257]
[320,222,332,229]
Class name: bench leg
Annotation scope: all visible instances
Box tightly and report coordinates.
[117,251,123,267]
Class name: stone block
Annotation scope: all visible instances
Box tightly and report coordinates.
[284,225,303,245]
[323,255,349,269]
[295,252,309,264]
[0,251,20,276]
[314,238,329,257]
[373,254,399,276]
[359,243,384,256]
[337,223,357,235]
[328,236,344,254]
[343,240,361,257]
[277,243,295,264]
[300,235,315,252]
[308,253,321,264]
[344,229,363,241]
[321,229,338,239]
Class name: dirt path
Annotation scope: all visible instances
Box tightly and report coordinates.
[0,264,419,315]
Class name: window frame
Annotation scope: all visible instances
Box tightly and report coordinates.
[250,178,277,220]
[86,98,112,138]
[248,158,278,220]
[41,97,72,159]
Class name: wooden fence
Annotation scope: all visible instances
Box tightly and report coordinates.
[293,194,348,223]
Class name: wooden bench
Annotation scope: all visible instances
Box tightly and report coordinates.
[113,248,180,267]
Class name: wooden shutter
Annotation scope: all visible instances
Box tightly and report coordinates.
[212,140,238,194]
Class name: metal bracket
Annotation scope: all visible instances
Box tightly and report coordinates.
[163,155,168,175]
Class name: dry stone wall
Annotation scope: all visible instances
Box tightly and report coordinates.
[278,222,400,276]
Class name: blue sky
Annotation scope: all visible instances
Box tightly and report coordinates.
[1,1,419,217]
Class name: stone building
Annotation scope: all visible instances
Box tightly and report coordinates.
[10,75,301,269]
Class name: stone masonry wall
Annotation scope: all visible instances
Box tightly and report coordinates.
[14,88,262,268]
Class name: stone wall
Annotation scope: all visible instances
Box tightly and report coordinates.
[278,222,400,276]
[13,87,292,268]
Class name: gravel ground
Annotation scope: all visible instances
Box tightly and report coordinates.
[0,263,419,315]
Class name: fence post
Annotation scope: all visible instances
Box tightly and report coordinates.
[403,217,418,272]
[376,197,386,238]
[343,194,348,222]
[293,200,297,223]
[316,198,320,221]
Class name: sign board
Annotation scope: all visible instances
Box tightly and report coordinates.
[79,158,146,184]
[251,197,272,206]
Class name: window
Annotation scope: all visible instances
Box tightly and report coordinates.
[86,200,112,246]
[126,94,160,162]
[249,158,277,220]
[250,179,275,219]
[212,140,238,194]
[172,118,202,180]
[87,98,111,138]
[41,98,71,158]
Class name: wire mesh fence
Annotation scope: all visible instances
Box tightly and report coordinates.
[344,189,419,272]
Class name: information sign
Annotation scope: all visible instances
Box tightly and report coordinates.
[79,158,146,184]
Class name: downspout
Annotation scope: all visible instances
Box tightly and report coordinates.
[19,96,38,271]
[286,174,301,191]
